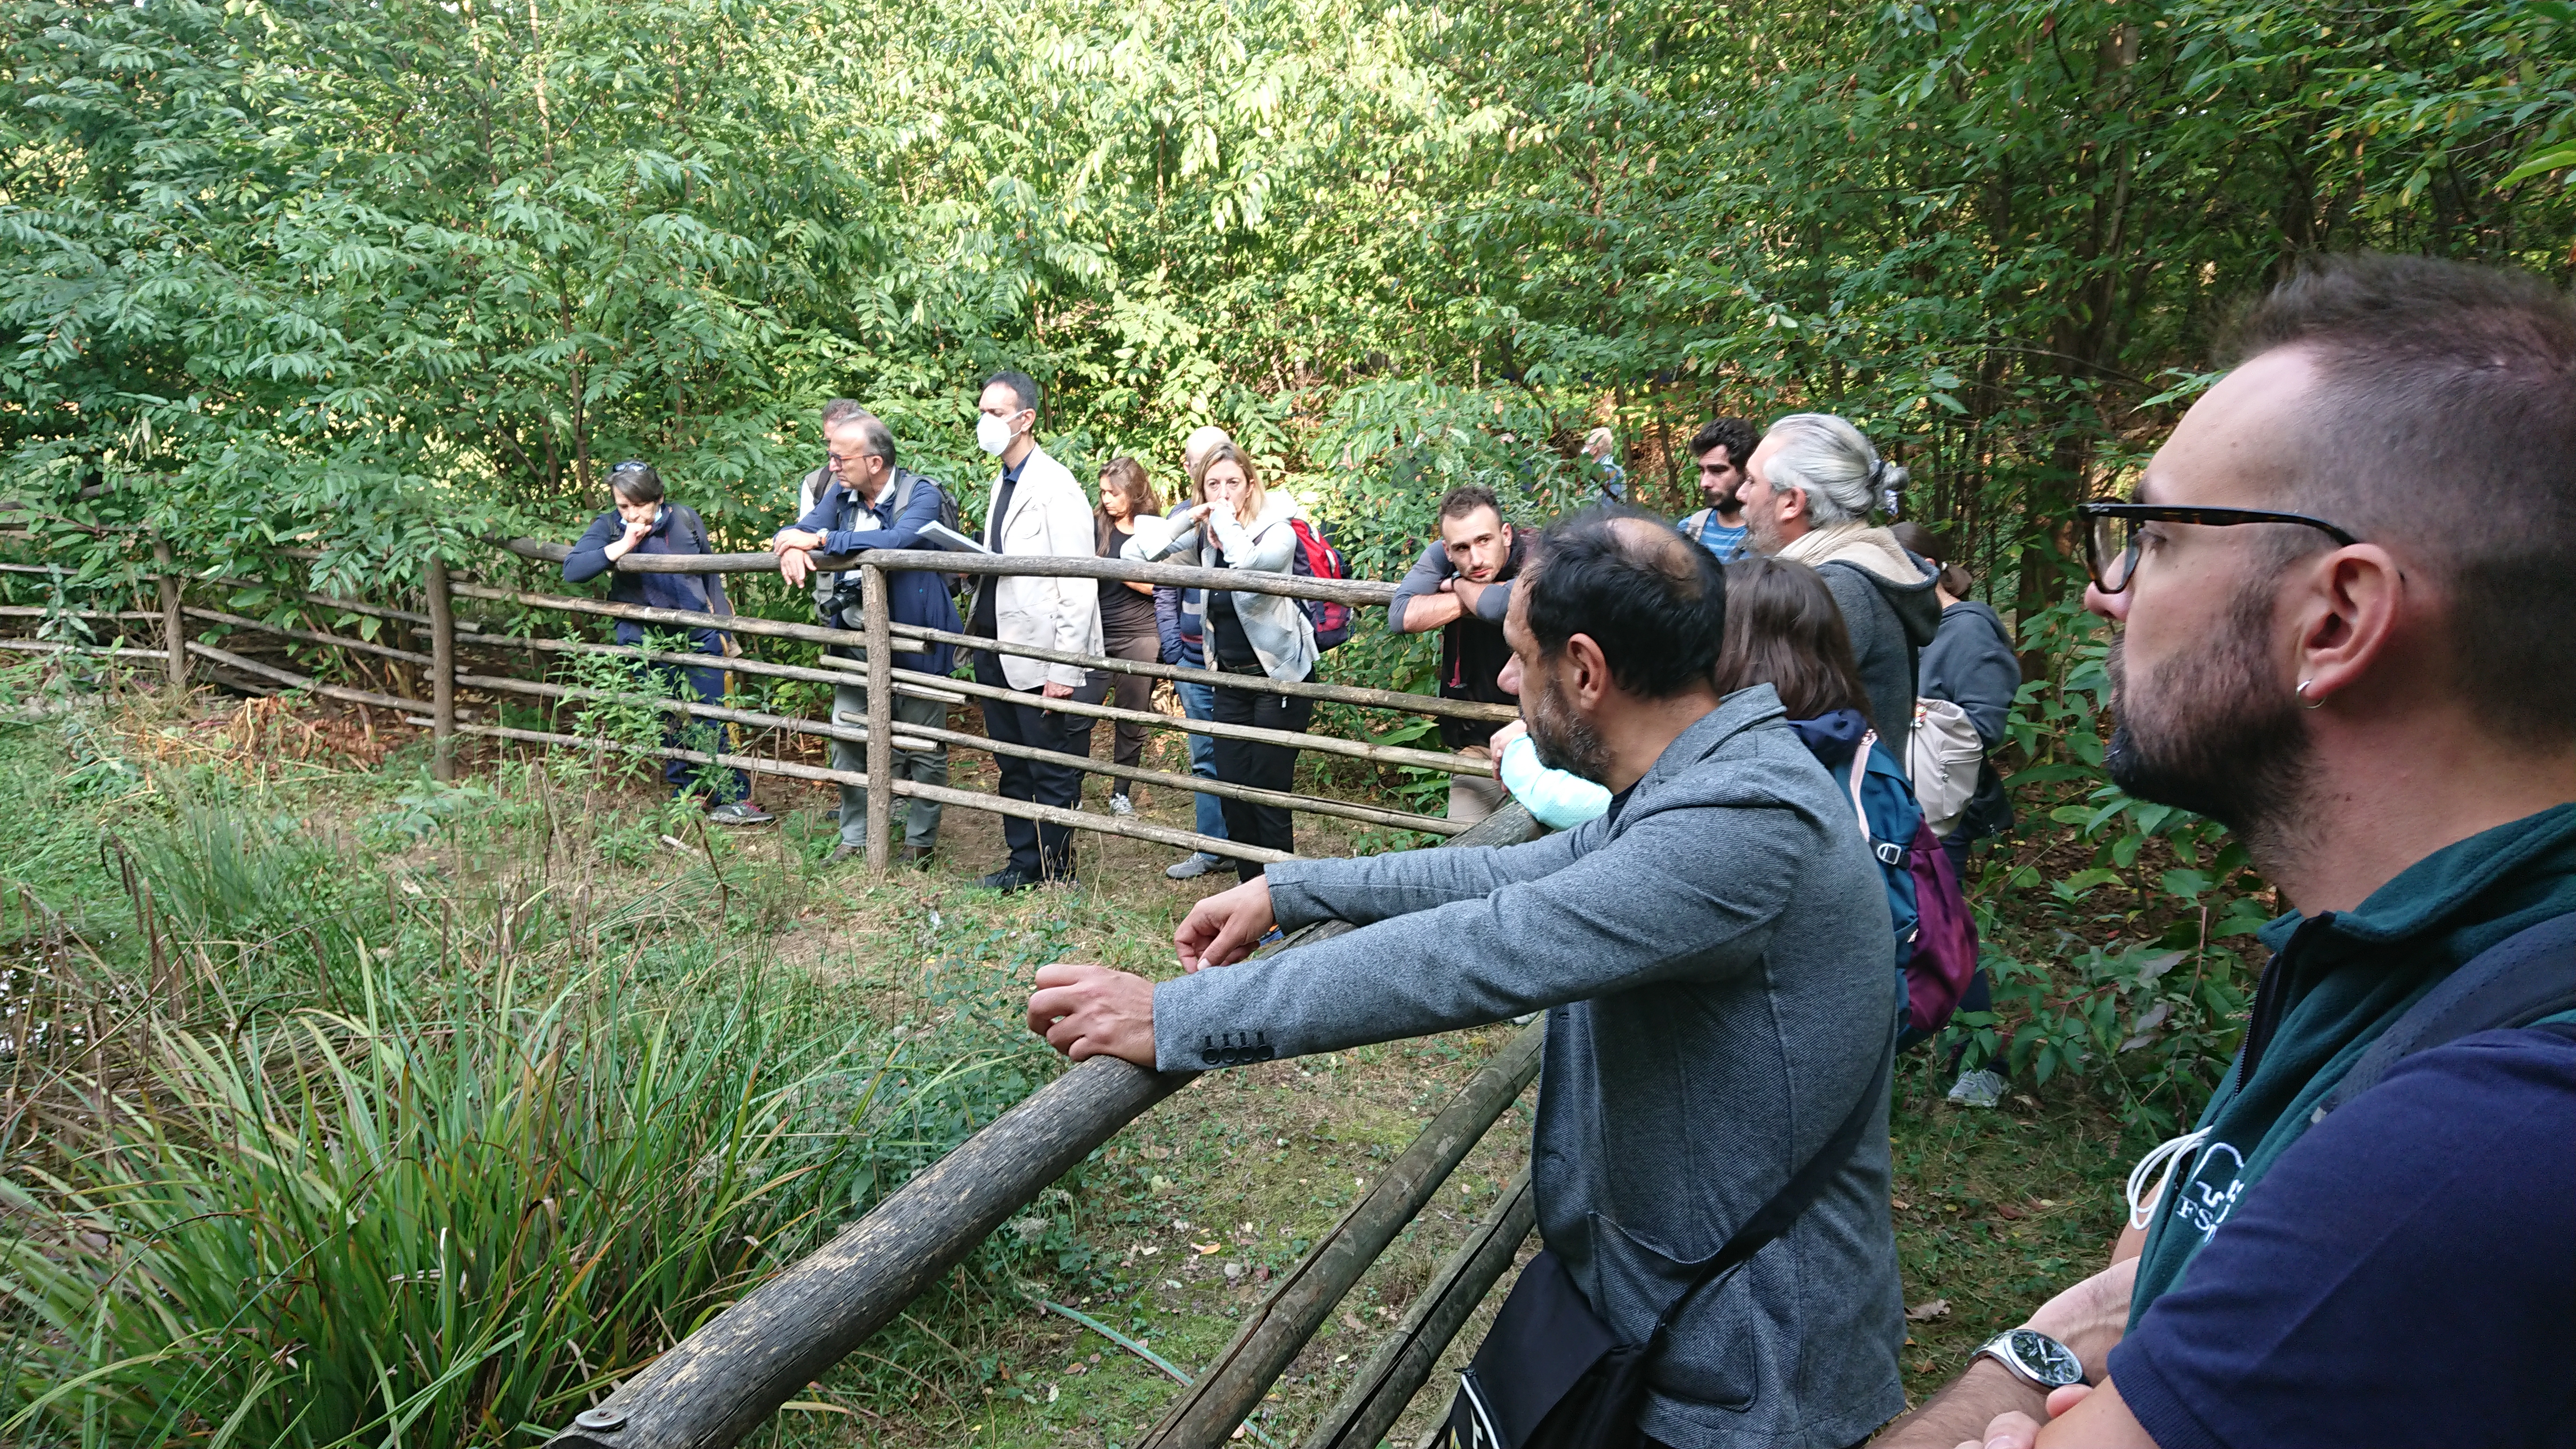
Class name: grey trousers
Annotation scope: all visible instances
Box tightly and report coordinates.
[833,682,950,848]
[1447,768,1507,825]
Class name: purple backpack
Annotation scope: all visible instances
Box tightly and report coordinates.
[1903,819,1979,1034]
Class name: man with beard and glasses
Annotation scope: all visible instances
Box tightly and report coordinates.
[1025,508,1908,1449]
[1875,254,2576,1449]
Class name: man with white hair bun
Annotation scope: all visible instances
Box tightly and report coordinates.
[1739,413,1940,770]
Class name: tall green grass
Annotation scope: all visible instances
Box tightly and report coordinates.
[0,709,1053,1447]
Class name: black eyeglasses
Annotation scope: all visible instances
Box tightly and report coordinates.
[2077,501,2361,595]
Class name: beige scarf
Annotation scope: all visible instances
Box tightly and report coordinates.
[1778,520,1926,585]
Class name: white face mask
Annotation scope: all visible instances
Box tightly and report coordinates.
[976,411,1017,457]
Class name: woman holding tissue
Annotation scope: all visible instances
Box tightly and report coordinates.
[1095,458,1164,815]
[1164,443,1317,878]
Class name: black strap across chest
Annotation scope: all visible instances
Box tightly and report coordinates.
[2319,908,2576,1117]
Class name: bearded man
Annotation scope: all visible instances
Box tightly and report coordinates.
[1875,254,2576,1449]
[1025,507,1908,1449]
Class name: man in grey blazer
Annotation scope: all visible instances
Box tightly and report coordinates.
[1029,510,1906,1449]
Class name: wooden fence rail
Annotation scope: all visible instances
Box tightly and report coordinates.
[542,805,1544,1449]
[4,536,1508,872]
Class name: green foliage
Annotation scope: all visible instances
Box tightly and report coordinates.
[10,0,2565,614]
[5,0,2569,1182]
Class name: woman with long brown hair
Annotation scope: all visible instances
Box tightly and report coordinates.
[1095,457,1164,815]
[1156,441,1317,876]
[1717,555,1986,1065]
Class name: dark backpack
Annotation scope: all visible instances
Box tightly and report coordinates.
[1287,517,1354,651]
[1833,732,1980,1037]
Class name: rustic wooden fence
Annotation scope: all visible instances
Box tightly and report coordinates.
[0,536,1549,1449]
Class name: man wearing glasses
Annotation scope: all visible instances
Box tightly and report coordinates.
[1875,256,2576,1449]
[563,459,768,824]
[772,401,962,867]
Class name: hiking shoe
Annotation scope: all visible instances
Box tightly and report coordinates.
[1109,792,1135,817]
[707,801,773,826]
[1165,851,1223,880]
[901,844,935,869]
[979,866,1037,893]
[826,843,867,866]
[1945,1068,2005,1109]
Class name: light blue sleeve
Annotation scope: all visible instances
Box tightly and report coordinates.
[1498,734,1612,828]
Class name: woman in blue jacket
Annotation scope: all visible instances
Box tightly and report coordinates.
[563,460,766,822]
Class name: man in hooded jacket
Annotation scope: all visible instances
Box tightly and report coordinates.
[1736,413,1940,769]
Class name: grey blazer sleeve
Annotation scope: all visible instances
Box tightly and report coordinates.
[1153,801,1810,1069]
[1264,826,1588,930]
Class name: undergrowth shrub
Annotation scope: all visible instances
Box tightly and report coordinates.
[0,715,1062,1447]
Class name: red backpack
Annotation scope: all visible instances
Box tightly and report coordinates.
[1287,518,1354,651]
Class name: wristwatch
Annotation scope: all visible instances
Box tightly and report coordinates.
[1973,1328,2085,1391]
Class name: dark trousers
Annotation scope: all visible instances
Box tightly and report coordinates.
[974,650,1084,879]
[1103,630,1161,774]
[1210,667,1315,880]
[650,659,747,803]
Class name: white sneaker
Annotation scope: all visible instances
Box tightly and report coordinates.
[706,801,773,826]
[1164,851,1222,880]
[1110,792,1135,817]
[1946,1068,2005,1108]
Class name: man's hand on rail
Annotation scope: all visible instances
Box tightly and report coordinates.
[1174,876,1276,973]
[1026,962,1157,1066]
[771,528,827,587]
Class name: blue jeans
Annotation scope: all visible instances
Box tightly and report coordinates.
[1174,678,1228,845]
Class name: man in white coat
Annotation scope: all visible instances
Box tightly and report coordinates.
[966,370,1104,890]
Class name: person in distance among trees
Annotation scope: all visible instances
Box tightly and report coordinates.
[1388,484,1530,824]
[562,460,768,824]
[1872,254,2576,1449]
[1027,506,1907,1449]
[1676,416,1759,564]
[1583,424,1627,500]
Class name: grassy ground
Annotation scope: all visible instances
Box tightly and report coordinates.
[0,673,2147,1449]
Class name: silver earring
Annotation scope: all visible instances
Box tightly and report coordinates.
[2296,680,2325,710]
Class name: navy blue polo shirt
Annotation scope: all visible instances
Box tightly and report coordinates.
[2109,1023,2576,1449]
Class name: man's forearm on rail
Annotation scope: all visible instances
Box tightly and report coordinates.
[1873,1361,2050,1448]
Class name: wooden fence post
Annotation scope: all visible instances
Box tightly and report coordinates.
[150,535,186,692]
[861,561,893,876]
[425,555,456,782]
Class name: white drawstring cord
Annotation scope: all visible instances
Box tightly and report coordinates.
[2125,1127,2215,1230]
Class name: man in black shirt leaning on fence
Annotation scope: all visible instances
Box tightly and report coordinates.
[1388,485,1530,824]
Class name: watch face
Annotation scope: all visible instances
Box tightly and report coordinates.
[2008,1329,2084,1388]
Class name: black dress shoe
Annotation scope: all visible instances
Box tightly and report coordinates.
[978,866,1034,893]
